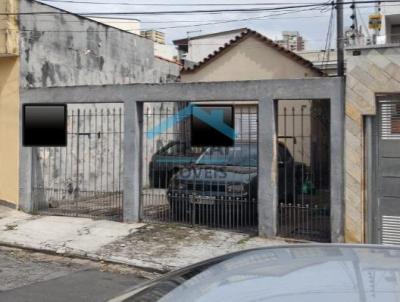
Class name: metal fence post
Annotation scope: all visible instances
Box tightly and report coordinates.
[123,101,143,223]
[258,97,278,237]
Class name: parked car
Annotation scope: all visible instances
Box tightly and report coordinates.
[108,245,400,302]
[166,142,302,221]
[149,141,204,188]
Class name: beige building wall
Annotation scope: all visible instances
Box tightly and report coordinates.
[345,46,400,243]
[0,57,20,205]
[0,0,19,56]
[0,0,19,205]
[181,36,320,83]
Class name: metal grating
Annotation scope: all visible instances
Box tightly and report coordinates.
[276,100,331,242]
[32,104,124,221]
[382,215,400,245]
[142,102,258,233]
[380,101,400,140]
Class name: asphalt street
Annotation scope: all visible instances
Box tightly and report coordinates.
[0,246,150,302]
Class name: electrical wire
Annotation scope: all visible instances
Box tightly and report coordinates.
[1,6,330,33]
[2,3,332,31]
[357,6,371,39]
[38,0,338,6]
[321,4,335,71]
[1,0,400,16]
[141,6,329,31]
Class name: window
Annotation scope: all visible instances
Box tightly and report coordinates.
[380,99,400,139]
[391,24,400,44]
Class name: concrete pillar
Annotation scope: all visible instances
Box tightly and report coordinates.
[123,101,143,223]
[19,102,33,212]
[330,78,345,243]
[18,146,33,212]
[258,97,278,237]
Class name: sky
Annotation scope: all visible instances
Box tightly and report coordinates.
[36,0,378,50]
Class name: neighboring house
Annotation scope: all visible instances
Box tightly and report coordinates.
[89,19,179,62]
[345,44,400,245]
[177,28,325,168]
[174,28,248,67]
[296,49,339,76]
[378,2,400,44]
[0,0,180,208]
[0,0,19,209]
[179,29,322,82]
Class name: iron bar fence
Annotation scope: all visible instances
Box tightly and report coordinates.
[142,102,258,233]
[276,100,331,242]
[32,104,124,221]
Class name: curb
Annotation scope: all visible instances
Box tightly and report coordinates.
[0,240,171,274]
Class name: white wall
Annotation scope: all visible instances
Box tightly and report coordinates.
[89,17,141,35]
[154,43,179,61]
[187,31,245,63]
[379,4,400,44]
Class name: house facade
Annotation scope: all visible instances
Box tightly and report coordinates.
[345,45,400,244]
[0,0,20,208]
[179,29,322,82]
[176,29,334,242]
[179,29,325,169]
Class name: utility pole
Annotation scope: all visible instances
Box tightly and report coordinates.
[336,0,345,76]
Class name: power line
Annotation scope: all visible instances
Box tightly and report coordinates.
[39,0,334,6]
[2,0,399,16]
[29,14,330,24]
[16,1,400,26]
[2,6,331,32]
[141,7,329,30]
[1,3,331,15]
[321,5,335,71]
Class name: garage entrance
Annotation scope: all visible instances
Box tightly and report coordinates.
[276,100,331,242]
[142,102,258,232]
[373,97,400,245]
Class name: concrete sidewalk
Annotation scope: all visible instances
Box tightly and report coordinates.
[0,205,286,273]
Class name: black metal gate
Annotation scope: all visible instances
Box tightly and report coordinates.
[32,104,124,221]
[277,100,331,242]
[142,102,258,232]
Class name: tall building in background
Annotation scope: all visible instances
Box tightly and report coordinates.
[141,30,179,62]
[276,31,305,51]
[377,2,400,44]
[141,30,166,45]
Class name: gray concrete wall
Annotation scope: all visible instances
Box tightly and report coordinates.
[18,0,180,209]
[20,78,344,242]
[19,0,180,88]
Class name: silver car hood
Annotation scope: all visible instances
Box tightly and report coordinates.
[109,244,400,302]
